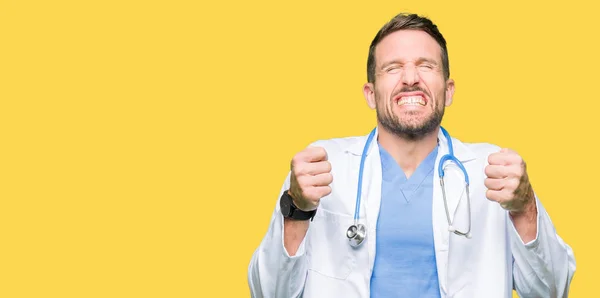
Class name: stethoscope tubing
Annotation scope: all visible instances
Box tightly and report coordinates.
[347,126,472,247]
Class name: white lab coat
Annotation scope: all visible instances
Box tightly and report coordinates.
[248,128,576,298]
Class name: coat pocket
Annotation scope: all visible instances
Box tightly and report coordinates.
[307,207,358,280]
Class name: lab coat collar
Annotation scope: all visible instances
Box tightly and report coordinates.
[344,126,477,163]
[344,125,477,295]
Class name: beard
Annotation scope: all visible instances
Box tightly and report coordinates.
[375,87,445,141]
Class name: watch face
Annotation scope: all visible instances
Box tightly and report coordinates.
[280,194,291,216]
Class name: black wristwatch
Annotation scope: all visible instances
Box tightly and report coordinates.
[280,191,317,221]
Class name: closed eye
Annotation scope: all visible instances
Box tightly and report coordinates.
[416,58,439,71]
[385,65,402,73]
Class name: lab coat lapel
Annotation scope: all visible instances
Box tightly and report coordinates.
[345,128,382,274]
[432,127,477,295]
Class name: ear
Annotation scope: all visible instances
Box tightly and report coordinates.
[445,78,455,107]
[363,82,376,109]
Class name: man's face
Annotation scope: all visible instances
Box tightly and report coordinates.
[364,30,455,140]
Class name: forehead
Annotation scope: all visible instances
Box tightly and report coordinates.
[375,30,442,65]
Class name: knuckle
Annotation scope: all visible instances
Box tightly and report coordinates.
[318,147,328,158]
[514,153,522,162]
[294,163,307,175]
[309,188,324,201]
[485,180,495,189]
[484,164,493,173]
[304,147,314,157]
[509,178,520,190]
[301,188,314,200]
[325,173,334,183]
[296,176,308,188]
[512,166,522,177]
[316,187,331,199]
[309,146,320,155]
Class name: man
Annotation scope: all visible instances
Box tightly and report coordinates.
[247,13,576,298]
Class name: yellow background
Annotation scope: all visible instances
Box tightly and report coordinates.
[0,0,596,297]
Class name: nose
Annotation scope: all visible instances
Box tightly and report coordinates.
[401,64,420,86]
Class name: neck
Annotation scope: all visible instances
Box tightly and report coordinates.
[377,125,439,179]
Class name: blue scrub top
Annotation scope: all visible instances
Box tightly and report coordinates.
[369,143,441,297]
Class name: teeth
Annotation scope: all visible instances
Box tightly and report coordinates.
[398,96,425,106]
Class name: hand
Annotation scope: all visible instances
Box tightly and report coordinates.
[484,148,535,214]
[289,146,333,211]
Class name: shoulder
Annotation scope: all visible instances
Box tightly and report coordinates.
[465,141,502,155]
[453,137,503,162]
[307,135,365,156]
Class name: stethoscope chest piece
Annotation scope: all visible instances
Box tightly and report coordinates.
[346,223,366,248]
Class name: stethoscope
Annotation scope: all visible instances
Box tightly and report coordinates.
[346,126,472,248]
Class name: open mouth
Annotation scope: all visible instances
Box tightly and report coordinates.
[394,92,428,107]
[397,96,426,106]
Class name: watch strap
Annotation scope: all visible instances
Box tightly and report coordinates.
[281,191,317,221]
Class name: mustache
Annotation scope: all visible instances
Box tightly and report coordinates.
[391,86,430,99]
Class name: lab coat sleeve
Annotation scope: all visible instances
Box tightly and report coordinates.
[247,172,311,298]
[510,194,576,298]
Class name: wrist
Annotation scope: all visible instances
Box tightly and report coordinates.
[280,190,317,221]
[509,193,538,244]
[287,190,317,212]
[509,196,536,220]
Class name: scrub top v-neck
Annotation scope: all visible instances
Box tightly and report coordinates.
[369,143,442,298]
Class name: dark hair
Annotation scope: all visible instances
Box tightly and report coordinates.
[367,13,450,83]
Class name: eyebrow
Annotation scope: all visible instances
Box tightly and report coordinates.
[380,57,439,69]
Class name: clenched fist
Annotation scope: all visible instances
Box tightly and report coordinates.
[484,148,535,213]
[288,146,334,211]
